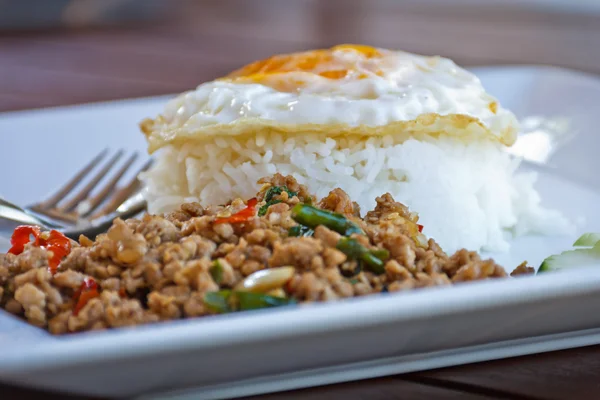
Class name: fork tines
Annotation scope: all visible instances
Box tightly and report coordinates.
[29,149,150,224]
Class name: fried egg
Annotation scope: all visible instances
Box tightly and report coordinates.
[141,45,518,153]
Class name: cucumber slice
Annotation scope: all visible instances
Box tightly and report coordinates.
[539,246,600,273]
[573,232,600,247]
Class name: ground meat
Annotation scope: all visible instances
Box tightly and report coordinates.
[313,226,341,248]
[322,248,347,267]
[183,291,212,317]
[166,202,205,226]
[318,188,357,216]
[452,259,507,282]
[257,173,313,203]
[148,291,182,320]
[292,272,326,301]
[106,219,148,265]
[365,193,413,224]
[383,235,417,270]
[269,238,324,268]
[137,214,180,245]
[54,291,159,333]
[444,249,481,276]
[15,283,47,327]
[0,174,525,335]
[510,261,535,276]
[385,260,412,281]
[53,270,86,290]
[0,254,17,283]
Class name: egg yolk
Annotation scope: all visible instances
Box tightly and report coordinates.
[223,44,385,91]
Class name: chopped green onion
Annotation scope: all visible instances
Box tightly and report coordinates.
[291,204,362,236]
[210,260,224,284]
[236,291,296,311]
[335,237,363,258]
[371,248,390,262]
[336,237,386,275]
[203,290,295,313]
[203,290,232,313]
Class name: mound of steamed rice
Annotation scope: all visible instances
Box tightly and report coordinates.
[139,133,572,253]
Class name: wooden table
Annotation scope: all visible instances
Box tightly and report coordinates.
[1,1,599,398]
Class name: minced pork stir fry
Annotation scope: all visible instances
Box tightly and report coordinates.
[0,174,534,334]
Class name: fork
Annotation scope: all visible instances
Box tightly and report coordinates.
[0,149,150,240]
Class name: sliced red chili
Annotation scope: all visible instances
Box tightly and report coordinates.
[417,224,424,233]
[214,198,258,225]
[7,226,71,275]
[73,277,100,316]
[8,225,41,255]
[118,287,127,298]
[39,230,72,275]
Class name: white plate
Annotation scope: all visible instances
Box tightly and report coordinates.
[0,66,599,399]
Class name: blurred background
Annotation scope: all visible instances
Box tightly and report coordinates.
[1,0,599,112]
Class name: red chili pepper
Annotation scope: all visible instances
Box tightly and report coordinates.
[118,287,127,298]
[8,225,41,255]
[7,226,71,275]
[214,198,258,225]
[39,230,72,275]
[73,277,100,316]
[417,224,424,233]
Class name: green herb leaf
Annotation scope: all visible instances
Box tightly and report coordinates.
[258,200,281,217]
[288,225,314,237]
[258,186,297,217]
[264,186,297,203]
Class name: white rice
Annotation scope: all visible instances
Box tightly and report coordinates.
[140,133,572,253]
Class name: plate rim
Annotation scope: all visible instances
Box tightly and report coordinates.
[2,267,600,373]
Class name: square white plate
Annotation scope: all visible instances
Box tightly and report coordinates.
[0,66,599,399]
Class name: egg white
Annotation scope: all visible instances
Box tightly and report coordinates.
[141,46,518,153]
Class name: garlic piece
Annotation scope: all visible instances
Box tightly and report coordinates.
[235,266,295,293]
